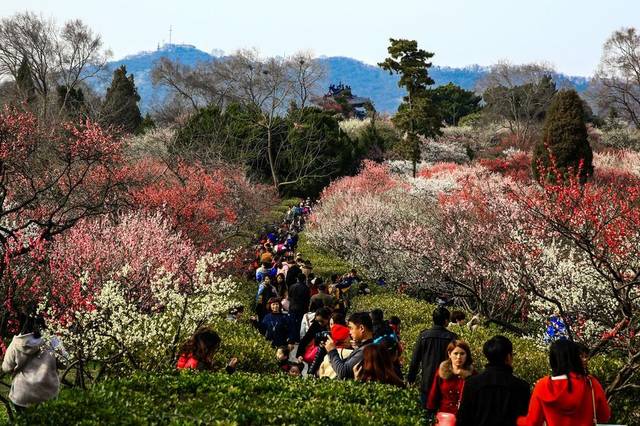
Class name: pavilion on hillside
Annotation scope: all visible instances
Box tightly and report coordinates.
[312,83,372,119]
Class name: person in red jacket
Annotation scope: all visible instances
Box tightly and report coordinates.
[176,327,238,373]
[426,340,476,418]
[517,339,611,426]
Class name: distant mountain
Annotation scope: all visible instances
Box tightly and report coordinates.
[92,44,214,113]
[94,44,590,114]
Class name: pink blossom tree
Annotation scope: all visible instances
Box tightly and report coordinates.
[0,107,125,335]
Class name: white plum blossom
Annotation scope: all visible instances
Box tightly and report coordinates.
[46,251,238,371]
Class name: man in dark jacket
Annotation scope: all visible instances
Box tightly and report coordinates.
[287,275,311,341]
[407,307,457,404]
[309,282,335,309]
[285,257,301,288]
[457,335,530,426]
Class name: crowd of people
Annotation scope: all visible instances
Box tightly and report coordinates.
[404,307,612,425]
[0,199,616,425]
[233,200,613,425]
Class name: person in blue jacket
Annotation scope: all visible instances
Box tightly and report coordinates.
[251,297,292,348]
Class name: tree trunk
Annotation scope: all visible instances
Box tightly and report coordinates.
[409,92,417,178]
[266,125,279,190]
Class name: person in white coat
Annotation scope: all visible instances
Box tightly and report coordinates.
[2,317,60,409]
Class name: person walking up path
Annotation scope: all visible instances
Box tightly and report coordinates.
[407,307,458,406]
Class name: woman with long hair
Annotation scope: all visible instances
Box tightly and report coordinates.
[177,327,237,373]
[517,339,610,426]
[274,273,287,298]
[356,343,404,388]
[426,340,476,419]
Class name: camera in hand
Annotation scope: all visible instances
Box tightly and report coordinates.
[314,330,331,345]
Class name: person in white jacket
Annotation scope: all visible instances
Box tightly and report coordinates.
[299,300,323,340]
[2,318,60,409]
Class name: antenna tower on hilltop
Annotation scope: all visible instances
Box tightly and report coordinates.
[169,25,173,45]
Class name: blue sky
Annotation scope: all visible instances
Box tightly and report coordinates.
[1,0,638,76]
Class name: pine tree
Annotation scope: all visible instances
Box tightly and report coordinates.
[430,83,482,125]
[15,56,36,104]
[57,85,86,117]
[379,39,441,177]
[532,89,593,182]
[101,65,142,133]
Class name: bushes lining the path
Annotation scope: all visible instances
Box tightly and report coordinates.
[14,372,424,425]
[296,233,352,278]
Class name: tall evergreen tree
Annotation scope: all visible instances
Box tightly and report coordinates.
[430,83,482,125]
[101,65,142,133]
[57,85,86,117]
[379,39,441,177]
[532,89,593,182]
[15,56,36,104]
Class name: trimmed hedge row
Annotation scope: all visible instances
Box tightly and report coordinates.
[296,233,353,278]
[210,318,278,375]
[15,372,424,425]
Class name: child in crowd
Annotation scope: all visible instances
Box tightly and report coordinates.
[276,346,297,373]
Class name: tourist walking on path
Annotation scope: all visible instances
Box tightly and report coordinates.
[252,298,293,348]
[287,274,311,341]
[407,307,458,405]
[355,344,405,388]
[517,339,610,426]
[457,335,530,426]
[285,256,301,287]
[296,307,331,364]
[315,313,352,378]
[309,281,335,309]
[299,300,323,341]
[255,275,278,321]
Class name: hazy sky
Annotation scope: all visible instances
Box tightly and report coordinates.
[1,0,638,76]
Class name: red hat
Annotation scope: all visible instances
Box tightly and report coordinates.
[331,324,350,343]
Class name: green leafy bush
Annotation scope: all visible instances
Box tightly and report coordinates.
[210,318,278,374]
[15,372,424,425]
[263,197,301,226]
[296,233,353,278]
[351,294,435,327]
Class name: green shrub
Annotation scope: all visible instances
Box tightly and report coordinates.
[263,197,301,225]
[351,293,436,330]
[296,233,352,278]
[15,372,424,425]
[209,318,278,374]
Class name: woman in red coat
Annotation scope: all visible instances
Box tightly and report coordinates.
[426,339,476,416]
[176,327,238,373]
[517,339,611,426]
